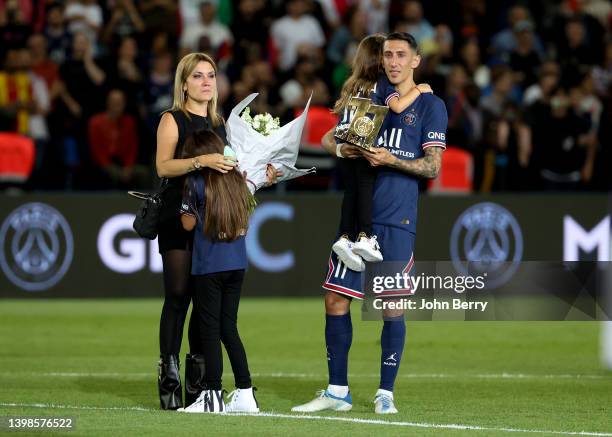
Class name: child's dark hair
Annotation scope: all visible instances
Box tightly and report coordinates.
[181,130,251,241]
[333,34,386,114]
[385,32,420,54]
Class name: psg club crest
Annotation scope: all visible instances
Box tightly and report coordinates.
[404,111,417,126]
[335,96,388,151]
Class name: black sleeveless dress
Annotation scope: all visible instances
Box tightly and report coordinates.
[157,110,228,254]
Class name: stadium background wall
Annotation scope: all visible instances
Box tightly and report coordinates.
[0,194,608,298]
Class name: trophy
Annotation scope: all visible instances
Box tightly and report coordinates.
[335,96,388,151]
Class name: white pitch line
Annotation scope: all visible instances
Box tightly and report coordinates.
[0,402,610,436]
[8,372,607,380]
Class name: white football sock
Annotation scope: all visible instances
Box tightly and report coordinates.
[327,384,349,398]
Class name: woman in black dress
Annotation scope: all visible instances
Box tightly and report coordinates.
[155,52,236,410]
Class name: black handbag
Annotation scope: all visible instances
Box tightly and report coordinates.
[128,179,168,240]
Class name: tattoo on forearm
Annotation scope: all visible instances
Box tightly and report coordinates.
[390,147,442,178]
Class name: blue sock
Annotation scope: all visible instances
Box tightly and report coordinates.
[325,313,352,386]
[379,315,406,392]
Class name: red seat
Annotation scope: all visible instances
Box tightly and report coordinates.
[428,146,473,193]
[0,132,35,183]
[295,106,338,152]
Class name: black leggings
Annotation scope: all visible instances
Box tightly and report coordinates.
[159,249,201,355]
[338,157,376,240]
[193,270,251,390]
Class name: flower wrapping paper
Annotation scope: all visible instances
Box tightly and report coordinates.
[226,93,316,193]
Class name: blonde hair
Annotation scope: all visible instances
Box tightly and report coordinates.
[170,52,221,127]
[333,34,385,114]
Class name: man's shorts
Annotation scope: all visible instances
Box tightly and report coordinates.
[323,224,415,300]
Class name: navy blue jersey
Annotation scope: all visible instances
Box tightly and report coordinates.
[182,174,248,275]
[372,92,448,234]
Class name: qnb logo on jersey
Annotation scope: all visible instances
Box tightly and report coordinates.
[427,131,446,141]
[0,203,74,292]
[450,202,523,288]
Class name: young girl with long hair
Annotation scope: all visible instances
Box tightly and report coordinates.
[330,34,431,272]
[177,129,259,413]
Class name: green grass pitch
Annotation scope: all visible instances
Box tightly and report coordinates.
[0,298,611,436]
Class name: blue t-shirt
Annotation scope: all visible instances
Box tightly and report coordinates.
[181,174,248,275]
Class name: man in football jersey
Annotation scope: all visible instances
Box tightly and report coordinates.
[292,32,448,414]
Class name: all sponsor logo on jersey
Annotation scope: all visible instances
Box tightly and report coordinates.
[0,203,74,291]
[450,202,523,288]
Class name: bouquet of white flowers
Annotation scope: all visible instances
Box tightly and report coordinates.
[226,93,316,193]
[240,107,281,136]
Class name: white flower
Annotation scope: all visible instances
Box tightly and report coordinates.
[241,106,280,136]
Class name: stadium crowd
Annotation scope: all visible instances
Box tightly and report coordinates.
[0,0,610,191]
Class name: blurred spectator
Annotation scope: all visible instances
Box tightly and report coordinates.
[59,32,106,118]
[557,16,600,87]
[507,20,541,91]
[43,2,72,65]
[480,65,516,119]
[0,0,31,60]
[102,0,145,44]
[522,61,561,107]
[230,59,277,115]
[458,38,490,89]
[27,33,60,92]
[445,65,482,152]
[64,0,103,49]
[279,53,329,114]
[490,5,544,60]
[570,70,603,134]
[270,0,325,72]
[0,48,39,135]
[88,89,149,189]
[533,88,595,190]
[394,0,435,52]
[106,36,144,115]
[326,5,367,66]
[592,40,612,98]
[358,0,390,35]
[0,0,33,25]
[138,0,177,41]
[179,0,232,65]
[231,0,270,70]
[144,50,174,139]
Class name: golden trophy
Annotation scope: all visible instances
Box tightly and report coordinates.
[335,96,388,151]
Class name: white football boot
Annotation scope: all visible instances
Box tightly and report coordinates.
[374,392,398,414]
[332,236,365,272]
[226,387,260,413]
[291,389,352,413]
[352,233,383,262]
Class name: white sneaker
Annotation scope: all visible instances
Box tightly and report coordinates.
[226,387,260,413]
[332,237,365,272]
[291,389,352,412]
[178,389,225,413]
[352,234,383,262]
[374,393,398,414]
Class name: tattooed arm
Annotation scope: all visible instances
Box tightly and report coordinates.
[362,146,443,179]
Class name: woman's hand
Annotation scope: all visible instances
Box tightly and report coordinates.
[200,153,237,173]
[265,163,283,186]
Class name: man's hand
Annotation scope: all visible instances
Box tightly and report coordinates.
[362,146,397,167]
[339,144,363,159]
